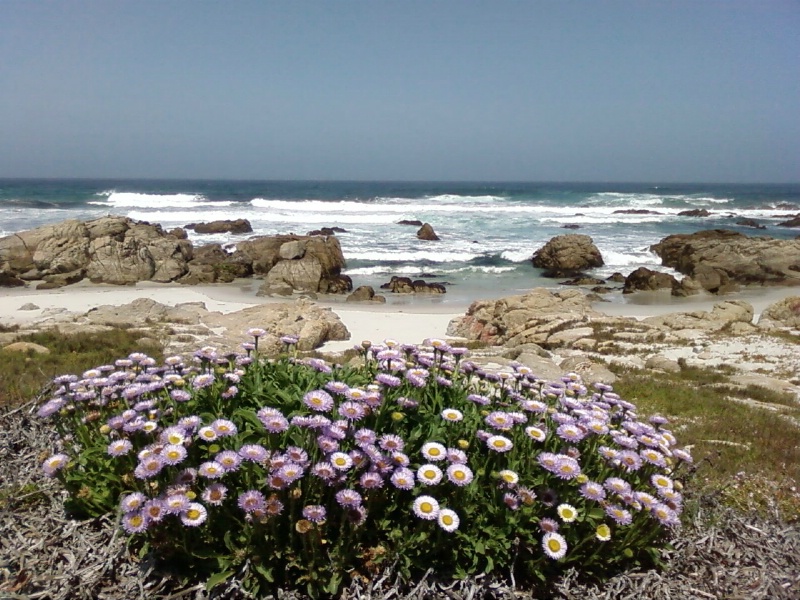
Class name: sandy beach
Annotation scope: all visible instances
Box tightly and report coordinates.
[2,279,799,353]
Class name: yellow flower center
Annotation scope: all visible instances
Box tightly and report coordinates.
[131,515,143,527]
[441,515,454,526]
[423,469,436,479]
[547,539,562,552]
[186,509,200,520]
[454,471,465,480]
[420,502,433,513]
[429,448,441,456]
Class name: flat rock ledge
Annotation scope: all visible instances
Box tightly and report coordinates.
[2,402,798,599]
[0,297,350,356]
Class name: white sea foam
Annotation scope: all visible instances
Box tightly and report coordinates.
[90,192,233,209]
[600,249,659,267]
[346,250,480,262]
[500,249,534,262]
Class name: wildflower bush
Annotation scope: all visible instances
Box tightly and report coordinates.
[38,332,692,597]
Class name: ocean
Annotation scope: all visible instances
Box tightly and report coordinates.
[1,179,799,306]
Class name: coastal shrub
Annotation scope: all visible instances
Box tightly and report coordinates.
[37,333,692,597]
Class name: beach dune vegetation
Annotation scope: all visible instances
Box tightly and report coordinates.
[37,333,692,597]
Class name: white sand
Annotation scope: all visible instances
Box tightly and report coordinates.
[2,281,798,351]
[0,281,463,349]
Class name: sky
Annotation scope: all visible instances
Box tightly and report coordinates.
[0,1,798,183]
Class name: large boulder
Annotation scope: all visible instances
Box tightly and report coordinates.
[0,216,193,286]
[757,295,800,329]
[446,288,600,347]
[622,267,679,294]
[416,223,440,241]
[650,230,800,292]
[531,234,604,277]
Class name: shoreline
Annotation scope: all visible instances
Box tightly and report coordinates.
[1,279,799,350]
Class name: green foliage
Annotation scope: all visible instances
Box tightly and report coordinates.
[37,337,691,596]
[0,327,163,407]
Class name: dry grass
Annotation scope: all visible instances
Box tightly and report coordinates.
[611,367,800,521]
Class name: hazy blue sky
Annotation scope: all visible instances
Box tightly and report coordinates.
[1,1,798,182]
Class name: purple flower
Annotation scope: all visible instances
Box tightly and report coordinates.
[304,389,334,412]
[121,492,148,513]
[580,481,607,502]
[162,444,188,466]
[359,471,385,489]
[215,450,242,472]
[378,433,405,452]
[257,408,289,433]
[325,381,350,396]
[239,444,269,463]
[238,490,266,513]
[485,411,514,430]
[211,419,237,437]
[134,455,164,479]
[198,461,224,479]
[605,504,633,526]
[390,468,415,490]
[107,439,133,457]
[302,504,327,523]
[192,373,215,389]
[181,502,208,527]
[556,423,587,443]
[121,510,148,534]
[338,401,367,421]
[375,373,401,387]
[144,498,166,522]
[335,489,363,507]
[170,389,192,402]
[202,483,228,506]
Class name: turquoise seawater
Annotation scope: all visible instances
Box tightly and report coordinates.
[1,179,798,304]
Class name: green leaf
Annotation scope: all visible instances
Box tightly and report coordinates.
[205,569,234,592]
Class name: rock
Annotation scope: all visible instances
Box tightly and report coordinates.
[531,234,604,278]
[642,300,754,332]
[757,295,800,329]
[560,276,606,286]
[169,228,188,239]
[416,223,440,241]
[185,219,252,234]
[672,276,704,297]
[2,341,50,354]
[279,240,307,260]
[558,356,616,384]
[777,216,800,228]
[677,209,711,217]
[346,286,387,303]
[19,302,39,311]
[545,326,595,347]
[612,209,663,215]
[736,219,766,230]
[380,276,445,294]
[0,272,26,287]
[606,272,626,283]
[645,355,682,373]
[397,219,423,226]
[561,224,581,229]
[307,227,346,236]
[622,267,678,294]
[650,229,800,292]
[446,288,600,347]
[182,243,252,283]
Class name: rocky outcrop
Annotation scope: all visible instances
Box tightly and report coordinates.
[678,209,711,217]
[251,236,351,295]
[531,234,604,277]
[736,219,766,230]
[623,267,678,294]
[777,216,800,228]
[28,297,350,356]
[416,223,440,241]
[398,219,423,226]
[447,288,601,347]
[380,276,446,294]
[613,209,663,215]
[757,295,800,329]
[650,230,800,293]
[185,219,253,234]
[0,216,193,286]
[0,217,352,294]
